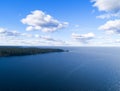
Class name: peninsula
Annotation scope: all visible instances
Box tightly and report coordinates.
[0,47,65,57]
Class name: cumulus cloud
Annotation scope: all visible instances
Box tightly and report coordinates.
[72,32,95,43]
[99,19,120,34]
[92,0,120,19]
[92,0,120,35]
[21,10,68,32]
[92,0,120,12]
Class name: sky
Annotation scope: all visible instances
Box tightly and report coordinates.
[0,0,120,46]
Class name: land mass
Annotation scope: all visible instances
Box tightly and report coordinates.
[0,47,66,57]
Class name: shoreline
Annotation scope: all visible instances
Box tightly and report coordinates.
[0,47,66,57]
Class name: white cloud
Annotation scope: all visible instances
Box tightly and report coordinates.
[92,0,120,19]
[0,27,67,46]
[1,27,120,46]
[115,39,120,43]
[35,35,56,41]
[21,10,68,32]
[0,28,6,33]
[0,28,21,36]
[96,12,120,19]
[34,34,67,45]
[99,19,120,34]
[72,32,95,43]
[92,0,120,12]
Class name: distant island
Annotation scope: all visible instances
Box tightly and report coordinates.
[0,47,66,57]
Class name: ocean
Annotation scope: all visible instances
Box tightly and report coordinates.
[0,47,120,91]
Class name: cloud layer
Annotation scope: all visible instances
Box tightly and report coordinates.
[96,12,120,19]
[0,28,23,37]
[72,32,95,43]
[21,10,68,32]
[0,27,67,46]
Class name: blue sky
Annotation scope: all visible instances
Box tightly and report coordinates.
[0,0,120,46]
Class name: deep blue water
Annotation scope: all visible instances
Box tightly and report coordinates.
[0,47,120,91]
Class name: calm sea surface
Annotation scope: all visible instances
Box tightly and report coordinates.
[0,47,120,91]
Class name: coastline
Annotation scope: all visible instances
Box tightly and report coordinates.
[0,47,66,57]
